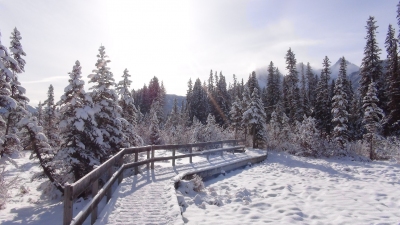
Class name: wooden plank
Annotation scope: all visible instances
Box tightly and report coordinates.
[189,147,192,163]
[71,167,124,225]
[63,184,73,225]
[134,152,139,175]
[146,150,150,170]
[72,150,124,198]
[91,179,98,224]
[172,149,175,166]
[106,166,113,202]
[151,146,155,169]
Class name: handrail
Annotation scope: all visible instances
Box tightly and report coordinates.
[63,139,245,225]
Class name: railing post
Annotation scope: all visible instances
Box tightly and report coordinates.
[118,153,124,184]
[151,145,155,169]
[207,153,209,161]
[63,183,73,225]
[172,149,176,166]
[134,151,139,175]
[146,149,150,170]
[106,166,113,201]
[189,147,192,163]
[91,179,99,224]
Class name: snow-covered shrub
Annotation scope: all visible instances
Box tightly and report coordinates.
[0,167,19,209]
[191,174,204,192]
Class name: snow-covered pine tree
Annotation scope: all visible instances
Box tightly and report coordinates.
[149,102,162,145]
[331,57,349,152]
[57,61,105,181]
[359,16,385,112]
[36,101,43,126]
[42,84,60,148]
[216,72,230,126]
[265,61,276,121]
[17,116,64,193]
[348,94,363,141]
[117,68,138,126]
[190,78,208,123]
[247,71,260,95]
[297,115,320,157]
[229,96,242,139]
[315,56,332,136]
[242,88,267,148]
[0,32,18,157]
[362,82,384,160]
[300,62,309,117]
[383,24,400,136]
[88,46,124,157]
[306,62,316,110]
[284,48,301,122]
[204,114,221,143]
[241,86,252,141]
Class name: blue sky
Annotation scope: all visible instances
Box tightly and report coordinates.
[0,0,398,106]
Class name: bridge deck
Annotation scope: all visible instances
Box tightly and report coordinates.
[93,149,265,225]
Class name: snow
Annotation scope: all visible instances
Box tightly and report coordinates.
[180,151,400,224]
[1,149,399,224]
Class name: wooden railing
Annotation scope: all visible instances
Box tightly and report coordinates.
[63,139,245,225]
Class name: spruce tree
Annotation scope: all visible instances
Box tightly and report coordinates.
[88,46,124,157]
[229,96,243,139]
[284,48,301,122]
[58,61,103,181]
[306,62,316,110]
[215,72,230,126]
[331,57,349,151]
[265,61,276,121]
[359,16,385,112]
[300,62,309,117]
[117,69,138,126]
[315,56,332,135]
[43,84,60,148]
[383,24,400,135]
[362,82,384,160]
[190,78,208,123]
[149,103,162,145]
[242,88,267,148]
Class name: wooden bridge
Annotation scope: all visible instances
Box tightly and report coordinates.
[63,139,251,225]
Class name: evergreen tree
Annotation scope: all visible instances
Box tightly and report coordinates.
[348,93,363,141]
[88,46,124,157]
[18,116,64,193]
[362,82,384,160]
[306,62,316,110]
[215,72,230,126]
[190,78,208,123]
[383,24,400,135]
[117,69,138,126]
[242,88,267,148]
[43,84,60,148]
[300,62,309,117]
[58,61,103,181]
[331,57,349,150]
[229,96,242,139]
[359,16,385,111]
[284,48,301,122]
[247,71,260,94]
[315,56,332,135]
[149,103,162,145]
[265,61,276,121]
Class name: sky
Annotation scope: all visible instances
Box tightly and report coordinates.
[0,0,398,106]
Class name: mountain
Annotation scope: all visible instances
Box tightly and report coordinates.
[163,94,185,115]
[255,58,361,91]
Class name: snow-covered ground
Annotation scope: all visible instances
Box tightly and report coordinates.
[1,149,400,225]
[178,151,400,225]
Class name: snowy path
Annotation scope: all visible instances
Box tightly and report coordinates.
[93,149,266,225]
[181,151,400,225]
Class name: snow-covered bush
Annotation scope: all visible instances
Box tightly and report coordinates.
[191,174,205,192]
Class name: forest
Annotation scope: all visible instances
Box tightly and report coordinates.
[1,3,400,209]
